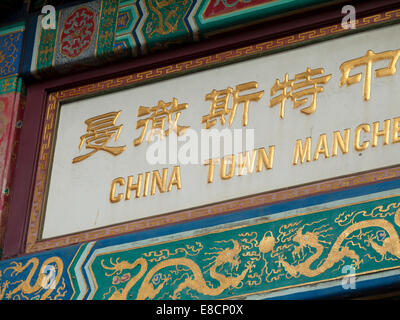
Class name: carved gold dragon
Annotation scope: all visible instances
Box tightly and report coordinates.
[278,208,400,277]
[1,257,63,300]
[101,240,250,300]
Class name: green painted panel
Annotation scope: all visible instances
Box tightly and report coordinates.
[35,10,59,74]
[0,75,23,94]
[88,195,400,300]
[96,0,120,60]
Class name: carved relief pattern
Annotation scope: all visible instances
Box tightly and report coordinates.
[33,1,400,76]
[4,195,400,299]
[90,198,400,299]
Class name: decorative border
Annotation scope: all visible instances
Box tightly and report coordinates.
[25,9,400,253]
[35,10,59,77]
[201,0,279,19]
[25,0,400,78]
[32,0,119,78]
[2,184,400,300]
[83,193,400,300]
[0,21,25,78]
[95,0,120,60]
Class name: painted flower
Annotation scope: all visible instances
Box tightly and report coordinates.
[60,7,95,58]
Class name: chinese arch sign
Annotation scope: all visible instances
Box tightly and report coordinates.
[26,20,400,253]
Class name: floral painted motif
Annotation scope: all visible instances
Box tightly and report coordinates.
[60,7,95,58]
[0,32,23,77]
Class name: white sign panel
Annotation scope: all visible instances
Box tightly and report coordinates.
[42,23,400,239]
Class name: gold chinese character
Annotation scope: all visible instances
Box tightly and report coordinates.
[202,81,264,129]
[133,98,189,146]
[339,49,400,101]
[72,111,126,163]
[270,68,331,119]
